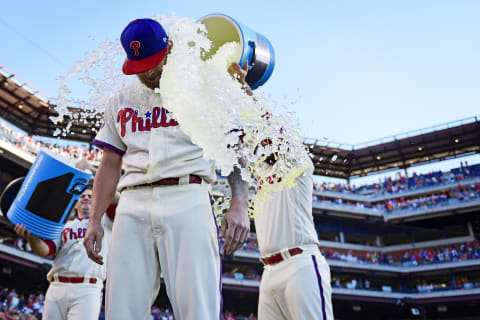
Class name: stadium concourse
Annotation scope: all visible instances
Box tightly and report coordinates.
[1,67,480,319]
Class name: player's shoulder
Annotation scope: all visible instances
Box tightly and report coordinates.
[304,157,314,175]
[292,154,314,180]
[292,156,314,188]
[109,81,151,109]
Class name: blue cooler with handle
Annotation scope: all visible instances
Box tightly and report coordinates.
[198,13,275,90]
[5,149,92,240]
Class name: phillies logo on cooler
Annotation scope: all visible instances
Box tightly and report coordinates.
[130,41,141,56]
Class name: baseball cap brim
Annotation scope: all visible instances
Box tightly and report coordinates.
[122,47,168,75]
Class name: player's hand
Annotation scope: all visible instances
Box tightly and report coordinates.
[14,224,40,242]
[84,222,104,265]
[228,62,253,96]
[220,197,250,255]
[228,61,248,83]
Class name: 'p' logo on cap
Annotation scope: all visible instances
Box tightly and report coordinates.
[130,41,141,56]
[120,18,169,75]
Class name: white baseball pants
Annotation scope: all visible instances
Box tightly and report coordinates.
[105,183,222,320]
[258,244,333,320]
[43,282,102,320]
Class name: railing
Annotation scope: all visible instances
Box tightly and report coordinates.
[220,277,480,299]
[312,201,384,216]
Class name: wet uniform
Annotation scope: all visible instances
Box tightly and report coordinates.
[92,83,222,320]
[254,158,333,320]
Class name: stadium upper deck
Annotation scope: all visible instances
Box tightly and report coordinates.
[304,116,480,178]
[0,65,101,143]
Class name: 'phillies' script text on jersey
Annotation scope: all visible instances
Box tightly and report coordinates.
[61,227,87,243]
[117,106,178,137]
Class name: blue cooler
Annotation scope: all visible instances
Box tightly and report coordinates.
[5,150,92,239]
[198,13,275,90]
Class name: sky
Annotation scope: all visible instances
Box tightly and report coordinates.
[1,0,479,182]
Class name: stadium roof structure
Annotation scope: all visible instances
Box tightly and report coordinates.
[304,116,480,179]
[0,65,101,143]
[1,64,479,178]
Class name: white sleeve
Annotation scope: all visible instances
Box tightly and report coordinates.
[92,97,126,155]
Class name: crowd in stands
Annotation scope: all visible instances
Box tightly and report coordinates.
[320,240,480,267]
[416,277,480,293]
[0,287,43,319]
[223,264,261,282]
[220,240,480,278]
[322,248,393,265]
[148,310,257,320]
[0,235,39,259]
[218,236,260,255]
[98,306,178,320]
[313,182,480,214]
[0,287,257,320]
[332,278,373,290]
[146,309,257,320]
[383,183,480,213]
[240,237,260,254]
[400,240,480,267]
[314,162,480,197]
[223,311,256,320]
[0,122,101,162]
[149,307,175,320]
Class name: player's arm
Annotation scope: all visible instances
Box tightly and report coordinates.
[84,148,122,265]
[220,62,252,254]
[13,224,52,258]
[221,164,250,255]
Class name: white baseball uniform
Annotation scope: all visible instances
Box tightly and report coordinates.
[254,158,333,320]
[92,82,222,320]
[42,214,113,320]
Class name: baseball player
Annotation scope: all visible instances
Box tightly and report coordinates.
[13,185,115,320]
[84,18,250,320]
[253,154,334,320]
